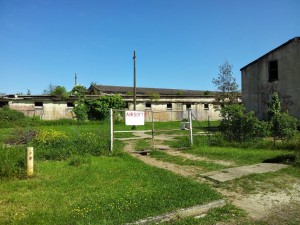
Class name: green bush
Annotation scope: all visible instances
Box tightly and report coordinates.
[219,104,268,142]
[0,146,26,179]
[268,92,299,144]
[50,86,69,100]
[0,107,26,127]
[72,102,88,122]
[85,95,125,120]
[270,112,298,142]
[31,128,110,161]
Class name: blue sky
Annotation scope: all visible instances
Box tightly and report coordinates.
[1,0,299,95]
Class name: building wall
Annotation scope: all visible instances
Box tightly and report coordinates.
[126,96,221,122]
[242,40,300,119]
[9,101,74,120]
[6,95,222,121]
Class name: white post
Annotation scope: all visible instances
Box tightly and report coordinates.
[110,109,113,152]
[189,109,193,146]
[27,147,34,177]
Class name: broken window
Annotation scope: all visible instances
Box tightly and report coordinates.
[269,60,278,82]
[35,102,43,107]
[145,103,151,110]
[67,102,74,108]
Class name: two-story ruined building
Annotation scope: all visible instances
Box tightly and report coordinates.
[241,37,300,119]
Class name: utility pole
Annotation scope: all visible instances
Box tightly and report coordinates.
[133,50,136,110]
[75,73,77,86]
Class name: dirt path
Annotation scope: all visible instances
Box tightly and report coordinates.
[122,133,300,223]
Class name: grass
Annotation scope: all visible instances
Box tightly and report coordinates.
[160,204,247,225]
[150,150,228,172]
[167,136,296,166]
[217,166,300,194]
[0,154,221,224]
[1,119,300,224]
[135,139,152,151]
[185,146,295,166]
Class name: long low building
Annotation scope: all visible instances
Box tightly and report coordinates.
[0,85,241,121]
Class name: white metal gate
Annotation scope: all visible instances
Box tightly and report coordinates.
[110,109,193,152]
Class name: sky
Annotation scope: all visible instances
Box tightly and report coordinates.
[0,0,299,95]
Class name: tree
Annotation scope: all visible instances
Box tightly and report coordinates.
[71,85,88,96]
[50,86,69,100]
[43,83,55,95]
[85,95,125,120]
[268,92,298,144]
[72,101,88,122]
[212,61,239,105]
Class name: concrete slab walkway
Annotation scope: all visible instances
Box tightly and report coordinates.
[201,163,288,182]
[125,200,226,225]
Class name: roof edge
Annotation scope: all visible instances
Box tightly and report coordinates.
[240,37,300,71]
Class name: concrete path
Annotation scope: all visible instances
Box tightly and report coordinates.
[125,200,226,225]
[201,163,288,182]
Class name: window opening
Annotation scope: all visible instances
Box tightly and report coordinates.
[145,103,151,110]
[67,102,74,107]
[35,102,43,107]
[204,103,209,110]
[167,103,172,110]
[269,60,278,82]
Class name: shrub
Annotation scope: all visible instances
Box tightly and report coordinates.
[0,146,26,179]
[219,104,268,142]
[32,128,71,160]
[31,128,110,161]
[270,112,298,143]
[85,95,125,120]
[50,86,69,100]
[72,102,88,122]
[0,107,26,127]
[268,92,299,144]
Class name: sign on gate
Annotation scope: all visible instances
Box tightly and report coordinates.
[125,111,145,125]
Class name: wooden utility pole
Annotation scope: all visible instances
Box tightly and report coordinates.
[133,50,136,110]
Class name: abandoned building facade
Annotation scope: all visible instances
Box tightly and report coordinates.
[0,85,228,121]
[241,37,300,120]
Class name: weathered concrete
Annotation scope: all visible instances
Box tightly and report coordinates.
[201,163,288,182]
[241,37,300,120]
[125,199,226,225]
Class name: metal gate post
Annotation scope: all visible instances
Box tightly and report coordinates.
[189,109,193,146]
[110,108,113,152]
[151,110,154,149]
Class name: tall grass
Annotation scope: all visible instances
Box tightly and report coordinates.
[0,155,221,224]
[0,146,26,179]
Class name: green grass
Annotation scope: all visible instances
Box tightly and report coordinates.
[161,204,246,225]
[134,139,152,151]
[166,136,296,166]
[150,150,228,172]
[0,154,221,224]
[217,166,300,194]
[185,146,295,166]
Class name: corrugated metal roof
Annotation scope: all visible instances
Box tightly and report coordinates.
[90,84,212,96]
